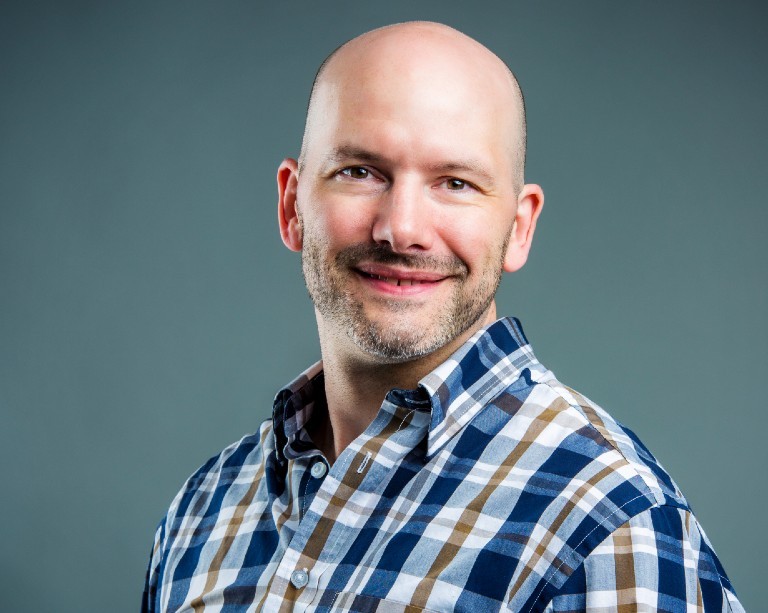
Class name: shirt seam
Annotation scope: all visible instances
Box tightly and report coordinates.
[525,492,656,612]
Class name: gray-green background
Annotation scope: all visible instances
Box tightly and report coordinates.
[2,1,764,610]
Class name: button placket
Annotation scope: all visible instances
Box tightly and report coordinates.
[270,402,430,609]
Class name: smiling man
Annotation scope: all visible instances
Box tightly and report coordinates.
[143,22,742,612]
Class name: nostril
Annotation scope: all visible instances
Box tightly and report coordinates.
[370,186,434,253]
[371,218,432,253]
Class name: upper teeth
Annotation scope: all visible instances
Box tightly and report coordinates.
[371,274,421,286]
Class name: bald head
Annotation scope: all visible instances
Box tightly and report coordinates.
[299,22,527,189]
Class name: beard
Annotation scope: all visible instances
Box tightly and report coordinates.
[301,228,507,362]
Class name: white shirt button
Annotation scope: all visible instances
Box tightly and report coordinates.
[290,568,309,589]
[310,461,327,479]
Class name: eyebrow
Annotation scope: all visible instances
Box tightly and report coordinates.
[425,161,496,189]
[321,145,497,189]
[321,145,386,167]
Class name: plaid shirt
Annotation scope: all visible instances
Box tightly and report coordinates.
[143,317,742,612]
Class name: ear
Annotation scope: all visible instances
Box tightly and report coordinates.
[503,184,544,273]
[277,158,302,252]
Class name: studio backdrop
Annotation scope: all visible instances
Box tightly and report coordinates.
[1,1,765,611]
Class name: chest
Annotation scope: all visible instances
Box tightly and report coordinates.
[160,438,605,612]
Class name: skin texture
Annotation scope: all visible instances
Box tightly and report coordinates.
[277,22,544,461]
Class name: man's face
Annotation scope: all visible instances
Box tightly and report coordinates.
[285,32,531,362]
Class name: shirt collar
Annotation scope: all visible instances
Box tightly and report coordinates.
[418,317,538,456]
[271,361,324,464]
[272,317,539,462]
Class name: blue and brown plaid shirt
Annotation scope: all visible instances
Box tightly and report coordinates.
[143,317,742,612]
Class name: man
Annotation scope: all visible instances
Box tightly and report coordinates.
[143,22,742,612]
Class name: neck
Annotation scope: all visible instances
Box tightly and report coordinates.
[311,303,497,463]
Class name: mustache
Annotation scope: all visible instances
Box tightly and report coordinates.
[335,243,467,276]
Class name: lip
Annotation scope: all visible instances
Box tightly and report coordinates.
[353,263,450,295]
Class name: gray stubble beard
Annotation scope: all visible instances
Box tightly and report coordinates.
[301,231,506,363]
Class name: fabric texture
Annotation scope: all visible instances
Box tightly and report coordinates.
[142,317,742,612]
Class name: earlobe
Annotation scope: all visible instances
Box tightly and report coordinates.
[503,184,544,273]
[277,158,302,252]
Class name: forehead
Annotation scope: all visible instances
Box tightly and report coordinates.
[302,30,520,174]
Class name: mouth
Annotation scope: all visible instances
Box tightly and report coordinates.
[358,272,433,287]
[353,264,449,292]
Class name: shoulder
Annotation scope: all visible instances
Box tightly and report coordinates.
[502,372,743,609]
[546,504,744,611]
[142,420,276,610]
[491,367,700,607]
[159,419,276,549]
[523,370,687,509]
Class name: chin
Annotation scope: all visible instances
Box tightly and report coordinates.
[346,310,467,363]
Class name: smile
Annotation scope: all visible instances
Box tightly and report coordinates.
[362,273,432,287]
[353,264,450,294]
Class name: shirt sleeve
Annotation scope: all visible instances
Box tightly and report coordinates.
[545,505,744,612]
[141,519,166,613]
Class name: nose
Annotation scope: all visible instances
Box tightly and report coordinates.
[371,179,434,253]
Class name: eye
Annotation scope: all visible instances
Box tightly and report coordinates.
[444,178,470,191]
[339,166,370,180]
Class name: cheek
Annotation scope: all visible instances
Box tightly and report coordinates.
[436,211,511,269]
[301,190,377,247]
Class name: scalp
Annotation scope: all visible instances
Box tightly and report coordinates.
[299,22,526,187]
